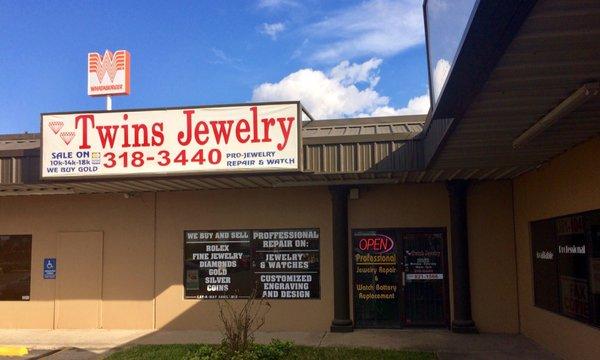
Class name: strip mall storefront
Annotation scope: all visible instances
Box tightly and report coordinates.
[0,164,500,332]
[1,102,461,333]
[2,109,599,359]
[1,0,600,359]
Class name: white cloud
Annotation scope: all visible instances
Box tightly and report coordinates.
[208,48,244,71]
[252,58,430,119]
[257,0,298,8]
[368,94,430,117]
[210,48,232,64]
[330,58,382,87]
[432,58,451,100]
[305,0,424,62]
[261,22,285,40]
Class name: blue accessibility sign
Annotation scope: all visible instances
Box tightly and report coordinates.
[43,258,56,279]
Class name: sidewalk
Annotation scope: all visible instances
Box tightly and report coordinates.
[0,329,560,359]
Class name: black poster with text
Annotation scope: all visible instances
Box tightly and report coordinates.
[184,228,320,299]
[253,229,320,299]
[184,230,253,299]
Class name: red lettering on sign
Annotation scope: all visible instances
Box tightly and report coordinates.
[75,114,95,149]
[236,119,250,143]
[250,106,260,143]
[96,125,119,148]
[261,117,275,142]
[358,235,395,253]
[210,120,234,144]
[132,124,150,147]
[178,110,195,146]
[68,106,295,156]
[151,123,164,146]
[277,117,295,150]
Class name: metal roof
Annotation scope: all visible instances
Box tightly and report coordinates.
[430,0,600,175]
[0,139,39,150]
[3,0,600,195]
[0,110,542,195]
[302,115,424,144]
[0,168,527,196]
[0,116,432,194]
[0,134,40,153]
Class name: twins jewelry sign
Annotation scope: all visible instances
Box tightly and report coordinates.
[41,102,301,179]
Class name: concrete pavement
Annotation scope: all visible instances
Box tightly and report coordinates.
[0,329,560,359]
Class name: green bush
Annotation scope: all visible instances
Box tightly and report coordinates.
[186,340,293,360]
[187,344,220,360]
[107,342,435,360]
[249,340,294,360]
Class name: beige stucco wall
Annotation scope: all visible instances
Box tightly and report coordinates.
[0,180,520,333]
[0,193,155,329]
[513,136,600,360]
[467,181,519,333]
[153,187,333,331]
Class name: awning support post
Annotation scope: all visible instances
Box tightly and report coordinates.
[446,180,477,333]
[329,186,353,332]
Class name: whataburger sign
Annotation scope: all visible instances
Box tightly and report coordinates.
[41,102,301,179]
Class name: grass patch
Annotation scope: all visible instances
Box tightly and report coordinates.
[106,342,436,360]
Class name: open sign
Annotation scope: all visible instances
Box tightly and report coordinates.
[358,235,395,253]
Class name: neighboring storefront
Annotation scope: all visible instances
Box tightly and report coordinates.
[1,0,600,359]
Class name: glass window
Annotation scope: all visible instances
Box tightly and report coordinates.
[425,0,478,105]
[531,220,559,312]
[0,235,32,301]
[183,229,320,300]
[531,210,600,328]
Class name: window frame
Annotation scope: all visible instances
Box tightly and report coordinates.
[530,210,600,329]
[0,234,32,301]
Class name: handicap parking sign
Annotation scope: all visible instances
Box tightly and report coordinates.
[43,258,56,279]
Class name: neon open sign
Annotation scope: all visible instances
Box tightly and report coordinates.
[358,234,395,253]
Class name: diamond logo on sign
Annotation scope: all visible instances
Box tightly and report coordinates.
[43,258,56,279]
[60,131,75,145]
[48,121,64,134]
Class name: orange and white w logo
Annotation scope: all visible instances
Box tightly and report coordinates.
[88,50,128,83]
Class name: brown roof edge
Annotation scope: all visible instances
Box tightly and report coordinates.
[0,133,40,140]
[0,149,39,157]
[302,114,427,128]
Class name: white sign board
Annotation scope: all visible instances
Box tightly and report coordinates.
[41,103,300,179]
[88,50,131,96]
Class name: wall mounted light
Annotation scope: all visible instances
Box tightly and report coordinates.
[513,82,600,149]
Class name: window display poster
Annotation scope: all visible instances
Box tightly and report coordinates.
[184,228,319,299]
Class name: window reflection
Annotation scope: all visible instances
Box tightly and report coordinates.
[426,0,478,104]
[531,210,600,328]
[0,235,32,301]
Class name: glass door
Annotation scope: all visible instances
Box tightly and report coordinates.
[352,228,448,328]
[352,229,403,328]
[403,230,448,326]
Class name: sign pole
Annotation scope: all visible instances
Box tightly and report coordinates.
[106,95,112,111]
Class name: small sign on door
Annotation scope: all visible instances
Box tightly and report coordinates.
[43,258,56,279]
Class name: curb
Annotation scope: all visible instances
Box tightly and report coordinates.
[28,349,64,360]
[0,346,28,357]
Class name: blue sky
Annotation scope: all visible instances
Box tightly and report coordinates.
[0,0,430,134]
